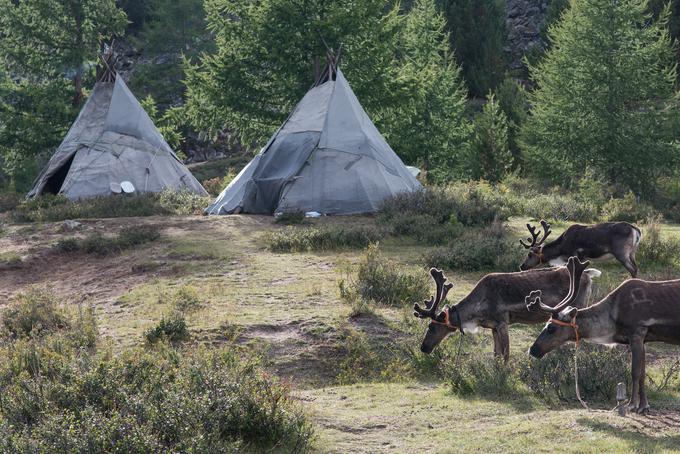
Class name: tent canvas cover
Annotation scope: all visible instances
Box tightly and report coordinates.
[28,75,207,199]
[206,68,421,215]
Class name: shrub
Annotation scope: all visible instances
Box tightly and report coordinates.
[11,190,211,223]
[169,285,203,313]
[55,225,161,256]
[378,185,507,245]
[340,244,429,307]
[1,288,69,339]
[637,215,680,269]
[0,288,313,452]
[423,222,522,272]
[0,252,22,268]
[202,177,224,197]
[265,225,383,252]
[601,191,656,222]
[275,210,306,225]
[516,343,630,404]
[445,351,519,397]
[144,312,189,344]
[0,192,21,212]
[0,341,313,452]
[654,175,680,222]
[0,288,97,348]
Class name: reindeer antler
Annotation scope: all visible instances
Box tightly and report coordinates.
[526,256,590,315]
[520,220,552,249]
[413,268,453,319]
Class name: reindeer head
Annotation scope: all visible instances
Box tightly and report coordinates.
[519,220,552,271]
[413,268,457,354]
[526,256,589,358]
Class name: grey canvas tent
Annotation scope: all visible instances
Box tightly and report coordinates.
[205,67,421,215]
[28,58,207,199]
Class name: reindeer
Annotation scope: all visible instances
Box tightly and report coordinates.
[526,256,680,414]
[519,220,641,277]
[413,265,601,361]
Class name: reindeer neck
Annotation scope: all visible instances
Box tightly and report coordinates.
[540,239,562,260]
[575,300,616,340]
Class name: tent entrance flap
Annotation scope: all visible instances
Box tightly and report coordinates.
[43,153,76,195]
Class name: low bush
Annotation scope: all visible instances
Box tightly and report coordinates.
[56,225,161,256]
[11,190,211,223]
[445,351,520,397]
[379,185,507,246]
[1,287,69,339]
[516,343,629,405]
[144,311,190,344]
[423,222,523,272]
[0,288,314,452]
[0,192,21,212]
[0,252,22,268]
[340,244,429,307]
[266,225,383,252]
[275,211,307,225]
[168,285,203,313]
[636,215,680,269]
[601,191,656,222]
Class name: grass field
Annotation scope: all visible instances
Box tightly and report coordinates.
[1,212,679,453]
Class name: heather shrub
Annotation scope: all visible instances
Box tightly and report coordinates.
[637,215,680,269]
[601,191,656,222]
[339,244,429,307]
[144,311,190,344]
[0,289,314,452]
[56,225,161,256]
[12,190,210,222]
[423,222,522,272]
[265,225,383,252]
[516,343,629,405]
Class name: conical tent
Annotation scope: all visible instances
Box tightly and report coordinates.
[206,69,421,215]
[28,70,207,199]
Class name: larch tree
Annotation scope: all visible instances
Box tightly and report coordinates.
[521,0,679,197]
[184,0,404,146]
[0,0,126,190]
[386,0,470,181]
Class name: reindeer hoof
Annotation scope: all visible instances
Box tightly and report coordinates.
[636,405,650,415]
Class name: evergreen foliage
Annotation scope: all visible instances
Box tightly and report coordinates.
[522,0,679,197]
[184,0,404,145]
[470,94,512,182]
[437,0,507,97]
[387,0,470,180]
[494,77,528,169]
[0,0,126,189]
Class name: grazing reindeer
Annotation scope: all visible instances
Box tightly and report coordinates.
[413,266,600,361]
[527,256,680,414]
[519,220,642,277]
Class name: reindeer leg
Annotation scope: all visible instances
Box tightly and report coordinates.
[628,331,646,412]
[628,253,639,278]
[492,328,502,358]
[497,323,510,363]
[637,341,650,415]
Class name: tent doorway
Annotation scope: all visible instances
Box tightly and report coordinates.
[43,154,75,195]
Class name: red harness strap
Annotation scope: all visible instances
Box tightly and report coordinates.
[430,307,457,330]
[550,317,580,345]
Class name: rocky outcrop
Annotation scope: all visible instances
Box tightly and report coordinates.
[505,0,551,73]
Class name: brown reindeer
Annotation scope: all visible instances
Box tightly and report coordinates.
[519,220,641,277]
[527,256,680,414]
[413,265,600,362]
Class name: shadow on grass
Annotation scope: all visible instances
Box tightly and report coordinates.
[579,418,680,453]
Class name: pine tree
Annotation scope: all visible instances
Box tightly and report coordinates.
[387,0,470,180]
[521,0,679,196]
[470,93,512,182]
[0,0,126,190]
[184,0,404,145]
